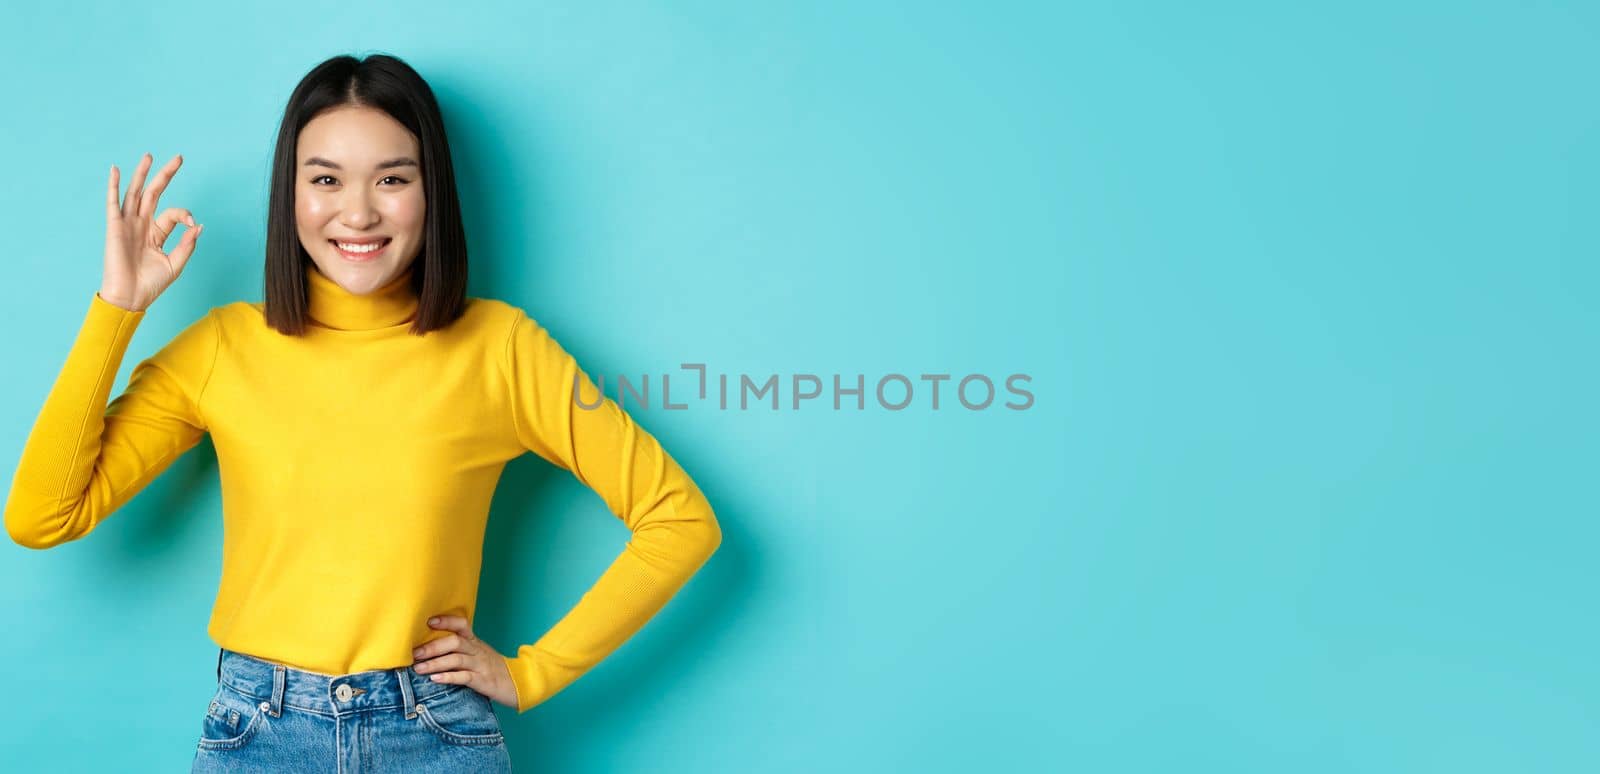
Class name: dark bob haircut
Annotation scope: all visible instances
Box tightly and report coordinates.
[263,53,468,336]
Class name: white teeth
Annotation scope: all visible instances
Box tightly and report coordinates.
[335,241,385,253]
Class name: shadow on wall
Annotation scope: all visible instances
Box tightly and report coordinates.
[478,443,753,767]
[89,435,221,577]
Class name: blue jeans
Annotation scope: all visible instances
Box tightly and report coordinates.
[192,647,514,772]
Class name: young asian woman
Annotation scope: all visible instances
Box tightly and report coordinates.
[3,53,721,773]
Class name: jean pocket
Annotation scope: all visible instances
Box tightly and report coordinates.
[197,683,267,751]
[413,685,505,747]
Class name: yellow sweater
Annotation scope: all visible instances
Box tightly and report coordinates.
[4,262,721,713]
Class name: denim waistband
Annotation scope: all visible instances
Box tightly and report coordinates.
[213,647,460,719]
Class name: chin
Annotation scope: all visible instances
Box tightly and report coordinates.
[314,256,399,293]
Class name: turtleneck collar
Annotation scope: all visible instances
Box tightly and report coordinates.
[306,262,420,331]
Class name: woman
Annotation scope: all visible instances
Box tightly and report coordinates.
[3,53,722,772]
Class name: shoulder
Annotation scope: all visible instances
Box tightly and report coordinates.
[191,300,257,342]
[467,296,526,321]
[467,298,573,371]
[462,296,522,326]
[217,300,261,328]
[464,296,547,339]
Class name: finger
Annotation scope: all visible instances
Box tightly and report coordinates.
[415,652,466,674]
[412,633,461,661]
[149,208,195,249]
[428,615,475,641]
[138,154,183,219]
[123,153,153,217]
[168,224,202,274]
[424,670,475,686]
[106,165,121,219]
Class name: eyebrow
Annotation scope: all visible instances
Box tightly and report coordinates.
[302,156,419,171]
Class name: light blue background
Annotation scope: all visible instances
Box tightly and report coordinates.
[2,1,1595,771]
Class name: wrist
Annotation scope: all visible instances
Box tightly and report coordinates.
[96,290,144,312]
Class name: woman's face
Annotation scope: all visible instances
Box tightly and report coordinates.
[295,105,426,294]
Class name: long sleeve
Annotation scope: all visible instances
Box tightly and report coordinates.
[4,292,219,549]
[497,308,722,713]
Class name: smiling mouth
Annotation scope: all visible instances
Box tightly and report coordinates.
[331,238,392,259]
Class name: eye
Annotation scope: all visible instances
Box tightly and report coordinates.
[311,175,338,185]
[380,176,410,185]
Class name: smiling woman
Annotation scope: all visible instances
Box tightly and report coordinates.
[295,109,425,295]
[2,51,722,773]
[262,54,469,336]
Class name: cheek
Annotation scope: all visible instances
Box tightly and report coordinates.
[296,192,336,224]
[384,193,426,237]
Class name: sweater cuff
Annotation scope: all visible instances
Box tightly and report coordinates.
[89,291,146,322]
[82,291,146,359]
[502,652,540,714]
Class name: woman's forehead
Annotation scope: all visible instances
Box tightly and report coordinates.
[298,106,419,163]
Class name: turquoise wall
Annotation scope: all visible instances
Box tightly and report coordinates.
[1,1,1594,770]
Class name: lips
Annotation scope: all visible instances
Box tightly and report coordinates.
[331,238,392,261]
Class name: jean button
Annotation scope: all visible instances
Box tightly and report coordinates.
[335,683,354,702]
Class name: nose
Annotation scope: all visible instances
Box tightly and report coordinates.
[337,187,380,230]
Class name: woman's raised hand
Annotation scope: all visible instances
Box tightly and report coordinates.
[100,153,203,312]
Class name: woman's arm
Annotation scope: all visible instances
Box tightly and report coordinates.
[3,294,218,548]
[4,154,211,548]
[498,308,722,713]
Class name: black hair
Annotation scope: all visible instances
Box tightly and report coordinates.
[263,53,468,336]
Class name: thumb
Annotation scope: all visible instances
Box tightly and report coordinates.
[168,223,203,274]
[149,207,194,249]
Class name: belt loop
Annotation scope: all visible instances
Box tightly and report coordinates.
[396,667,419,719]
[271,665,286,717]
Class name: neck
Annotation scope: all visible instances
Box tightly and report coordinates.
[305,263,419,331]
